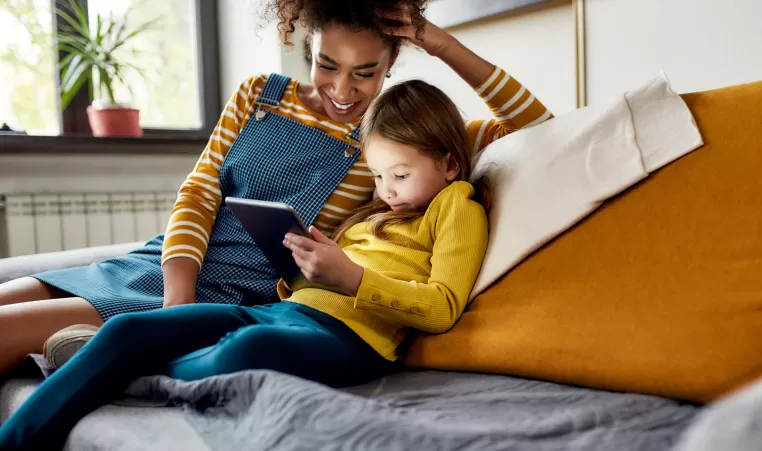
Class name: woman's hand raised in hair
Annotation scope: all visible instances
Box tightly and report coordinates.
[283,227,364,297]
[381,5,456,57]
[381,4,496,92]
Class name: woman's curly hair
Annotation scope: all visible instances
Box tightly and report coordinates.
[260,0,428,53]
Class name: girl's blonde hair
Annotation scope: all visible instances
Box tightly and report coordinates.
[333,80,490,242]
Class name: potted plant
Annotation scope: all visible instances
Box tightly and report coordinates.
[55,0,159,137]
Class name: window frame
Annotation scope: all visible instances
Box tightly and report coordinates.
[3,0,221,142]
[134,0,221,137]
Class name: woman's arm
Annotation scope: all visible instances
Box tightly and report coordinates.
[161,76,262,307]
[386,9,553,153]
[162,257,201,307]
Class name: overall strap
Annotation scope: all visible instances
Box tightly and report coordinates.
[345,123,362,148]
[259,72,362,149]
[256,73,291,107]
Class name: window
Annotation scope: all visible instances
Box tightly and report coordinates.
[0,0,60,135]
[0,0,220,137]
[88,0,202,130]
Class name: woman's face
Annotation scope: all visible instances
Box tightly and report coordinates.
[310,25,394,123]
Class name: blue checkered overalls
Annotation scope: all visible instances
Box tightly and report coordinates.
[33,74,364,320]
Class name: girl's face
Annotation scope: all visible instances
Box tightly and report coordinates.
[309,25,394,123]
[364,133,460,212]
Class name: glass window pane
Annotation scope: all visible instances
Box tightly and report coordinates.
[0,0,60,135]
[88,0,202,130]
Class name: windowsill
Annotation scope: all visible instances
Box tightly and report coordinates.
[0,134,207,155]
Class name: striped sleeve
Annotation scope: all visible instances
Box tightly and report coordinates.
[466,66,554,155]
[161,75,265,267]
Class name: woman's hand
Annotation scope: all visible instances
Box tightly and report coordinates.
[283,226,364,297]
[381,5,455,57]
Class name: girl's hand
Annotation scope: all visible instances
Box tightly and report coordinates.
[381,5,456,57]
[283,226,364,296]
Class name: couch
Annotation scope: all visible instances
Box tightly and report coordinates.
[2,78,761,450]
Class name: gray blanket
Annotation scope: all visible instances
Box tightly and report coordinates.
[71,370,697,451]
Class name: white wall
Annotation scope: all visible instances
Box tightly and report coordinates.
[0,154,195,195]
[217,0,311,104]
[216,1,576,117]
[217,0,282,102]
[279,26,311,84]
[217,0,762,114]
[389,2,577,118]
[586,0,762,105]
[0,154,197,256]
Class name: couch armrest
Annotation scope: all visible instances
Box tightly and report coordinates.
[0,242,144,284]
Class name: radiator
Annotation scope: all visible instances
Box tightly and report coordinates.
[0,191,177,258]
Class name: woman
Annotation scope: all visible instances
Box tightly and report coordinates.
[0,0,552,374]
[0,79,491,449]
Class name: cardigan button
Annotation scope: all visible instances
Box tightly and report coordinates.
[371,294,381,302]
[391,300,401,308]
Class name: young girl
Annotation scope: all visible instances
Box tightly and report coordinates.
[0,80,489,450]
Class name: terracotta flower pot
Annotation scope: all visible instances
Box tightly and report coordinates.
[86,105,142,137]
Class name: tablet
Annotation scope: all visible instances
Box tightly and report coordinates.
[225,197,333,293]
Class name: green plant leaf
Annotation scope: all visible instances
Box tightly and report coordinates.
[60,53,83,82]
[60,58,91,110]
[57,43,88,58]
[88,72,94,103]
[93,14,103,47]
[111,16,162,52]
[53,0,160,105]
[56,34,89,47]
[66,0,90,35]
[112,13,129,47]
[98,66,116,104]
[100,17,117,49]
[60,53,90,84]
[54,13,86,39]
[112,67,135,99]
[60,54,87,90]
[54,5,89,39]
[56,36,89,54]
[61,72,90,110]
[58,52,78,69]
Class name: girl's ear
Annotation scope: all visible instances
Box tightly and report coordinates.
[443,153,461,182]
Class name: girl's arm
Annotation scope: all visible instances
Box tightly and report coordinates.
[282,185,488,333]
[350,187,488,333]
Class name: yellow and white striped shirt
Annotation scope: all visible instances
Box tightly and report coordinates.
[161,67,552,267]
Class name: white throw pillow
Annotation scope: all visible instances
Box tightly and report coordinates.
[469,73,703,299]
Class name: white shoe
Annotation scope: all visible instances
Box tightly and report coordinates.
[42,324,100,369]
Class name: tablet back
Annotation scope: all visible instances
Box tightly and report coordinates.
[225,197,312,290]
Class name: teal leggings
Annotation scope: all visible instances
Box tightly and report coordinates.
[0,301,393,450]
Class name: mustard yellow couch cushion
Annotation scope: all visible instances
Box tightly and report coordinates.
[404,80,762,403]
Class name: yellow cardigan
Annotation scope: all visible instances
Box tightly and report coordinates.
[279,181,489,360]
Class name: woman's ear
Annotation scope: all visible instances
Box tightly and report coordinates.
[443,153,461,182]
[389,46,400,70]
